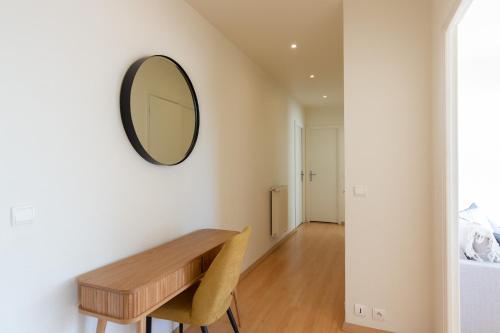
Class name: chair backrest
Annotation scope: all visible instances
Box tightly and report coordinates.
[191,227,251,325]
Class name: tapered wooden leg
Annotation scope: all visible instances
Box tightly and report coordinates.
[231,290,242,328]
[136,318,146,333]
[96,319,107,333]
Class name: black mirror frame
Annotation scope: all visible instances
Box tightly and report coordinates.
[120,55,200,166]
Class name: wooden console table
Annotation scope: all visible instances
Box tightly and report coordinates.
[77,229,238,333]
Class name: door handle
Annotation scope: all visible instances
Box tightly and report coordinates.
[309,170,317,181]
[300,171,304,182]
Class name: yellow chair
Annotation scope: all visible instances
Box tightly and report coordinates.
[149,227,251,333]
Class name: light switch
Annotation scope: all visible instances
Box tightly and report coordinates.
[353,185,367,197]
[11,205,35,226]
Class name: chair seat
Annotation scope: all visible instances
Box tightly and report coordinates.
[150,284,198,324]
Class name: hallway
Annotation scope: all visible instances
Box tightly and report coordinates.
[187,222,346,333]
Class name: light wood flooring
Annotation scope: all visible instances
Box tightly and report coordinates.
[187,222,347,333]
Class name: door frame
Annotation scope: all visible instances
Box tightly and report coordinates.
[294,121,305,228]
[444,1,474,332]
[305,123,344,223]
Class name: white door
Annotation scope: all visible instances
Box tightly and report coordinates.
[294,123,305,227]
[307,127,338,223]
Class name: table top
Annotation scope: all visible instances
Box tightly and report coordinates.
[78,228,238,293]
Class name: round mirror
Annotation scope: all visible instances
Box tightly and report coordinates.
[120,55,199,165]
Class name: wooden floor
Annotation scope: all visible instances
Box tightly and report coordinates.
[187,222,346,333]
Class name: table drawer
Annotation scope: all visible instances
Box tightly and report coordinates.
[79,257,203,321]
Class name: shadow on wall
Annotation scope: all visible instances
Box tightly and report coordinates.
[211,60,303,267]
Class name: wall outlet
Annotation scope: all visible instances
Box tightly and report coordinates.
[354,304,367,317]
[373,308,386,321]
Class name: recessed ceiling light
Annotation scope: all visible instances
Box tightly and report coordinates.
[309,74,315,79]
[323,95,328,98]
[290,43,298,49]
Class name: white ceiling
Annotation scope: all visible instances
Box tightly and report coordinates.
[185,0,344,108]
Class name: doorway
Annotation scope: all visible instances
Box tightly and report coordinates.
[449,1,500,332]
[294,122,305,228]
[303,117,345,224]
[306,127,338,223]
[444,1,500,332]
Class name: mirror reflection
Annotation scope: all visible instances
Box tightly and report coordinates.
[121,55,199,165]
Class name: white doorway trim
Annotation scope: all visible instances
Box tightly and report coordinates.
[294,120,305,228]
[444,1,474,332]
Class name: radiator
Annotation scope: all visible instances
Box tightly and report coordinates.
[270,186,288,238]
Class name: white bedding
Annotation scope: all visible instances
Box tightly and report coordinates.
[459,204,500,262]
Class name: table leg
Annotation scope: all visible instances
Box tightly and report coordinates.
[96,319,107,333]
[136,318,146,333]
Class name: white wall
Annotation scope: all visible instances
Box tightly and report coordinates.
[305,107,344,126]
[305,107,345,222]
[0,1,303,333]
[344,1,433,332]
[431,0,461,332]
